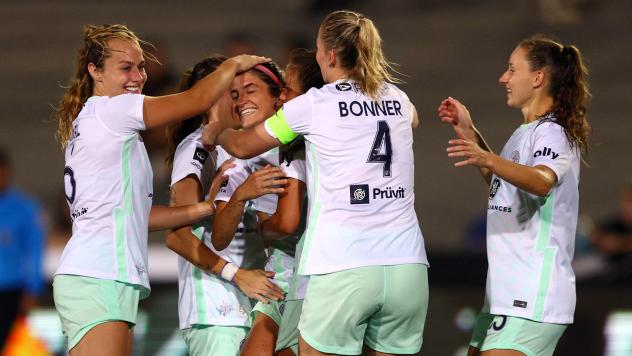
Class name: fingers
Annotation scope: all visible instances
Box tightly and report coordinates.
[232,55,272,73]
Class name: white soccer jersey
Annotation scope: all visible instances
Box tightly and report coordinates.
[247,145,307,294]
[171,137,265,329]
[265,79,428,275]
[56,94,153,297]
[485,116,580,324]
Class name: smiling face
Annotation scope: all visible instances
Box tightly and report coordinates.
[89,38,147,97]
[230,70,280,129]
[498,46,540,109]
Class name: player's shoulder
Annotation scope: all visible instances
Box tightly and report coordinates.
[533,116,565,136]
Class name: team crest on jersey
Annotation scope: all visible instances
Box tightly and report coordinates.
[193,147,209,164]
[217,301,234,317]
[335,82,353,91]
[510,150,520,163]
[350,184,370,204]
[489,178,501,200]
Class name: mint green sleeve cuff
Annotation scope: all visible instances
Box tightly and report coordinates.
[264,108,299,144]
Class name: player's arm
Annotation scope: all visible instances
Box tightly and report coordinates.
[166,176,284,302]
[148,202,213,231]
[258,178,306,244]
[412,104,419,129]
[142,55,269,129]
[204,108,301,159]
[211,166,288,251]
[438,97,494,184]
[203,122,279,159]
[165,176,225,273]
[446,139,557,197]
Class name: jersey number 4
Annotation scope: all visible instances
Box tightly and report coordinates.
[367,121,392,177]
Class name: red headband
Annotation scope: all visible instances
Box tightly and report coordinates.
[254,64,284,89]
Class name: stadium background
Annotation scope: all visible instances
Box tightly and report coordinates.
[1,0,631,354]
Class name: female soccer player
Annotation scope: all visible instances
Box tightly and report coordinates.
[237,49,325,356]
[209,60,305,356]
[438,35,590,356]
[204,10,429,356]
[166,55,286,356]
[53,24,267,355]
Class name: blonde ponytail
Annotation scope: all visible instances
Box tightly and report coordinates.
[320,10,402,99]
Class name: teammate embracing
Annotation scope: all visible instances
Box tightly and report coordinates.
[204,10,429,356]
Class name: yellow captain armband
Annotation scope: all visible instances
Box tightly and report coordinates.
[265,108,298,145]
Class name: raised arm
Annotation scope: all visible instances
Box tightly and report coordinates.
[142,55,269,130]
[203,121,280,159]
[438,97,494,184]
[211,165,288,251]
[446,138,558,197]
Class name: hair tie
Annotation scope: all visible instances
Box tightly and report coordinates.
[254,64,283,89]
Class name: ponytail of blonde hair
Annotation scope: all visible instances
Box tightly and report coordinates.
[319,10,402,99]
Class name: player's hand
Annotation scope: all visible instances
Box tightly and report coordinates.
[207,158,236,205]
[234,165,287,202]
[233,268,285,304]
[226,54,271,73]
[447,138,494,168]
[438,97,476,140]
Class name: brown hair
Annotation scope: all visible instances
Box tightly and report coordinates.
[55,24,153,149]
[165,55,226,169]
[287,48,325,93]
[519,35,591,157]
[319,10,401,99]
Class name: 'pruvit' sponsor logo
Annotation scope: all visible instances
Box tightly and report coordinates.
[372,186,405,200]
[533,147,559,159]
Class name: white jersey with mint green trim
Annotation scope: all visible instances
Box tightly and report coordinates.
[171,138,263,329]
[248,145,306,294]
[485,117,580,324]
[56,94,153,297]
[264,79,428,275]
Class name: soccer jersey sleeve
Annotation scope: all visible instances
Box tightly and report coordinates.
[95,94,146,134]
[264,91,313,144]
[531,121,575,183]
[170,137,212,187]
[215,158,250,203]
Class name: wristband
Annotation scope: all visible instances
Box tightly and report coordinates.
[220,262,239,281]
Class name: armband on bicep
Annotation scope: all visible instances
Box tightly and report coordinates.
[265,109,298,144]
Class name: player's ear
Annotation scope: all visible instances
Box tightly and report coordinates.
[327,48,337,68]
[88,63,103,82]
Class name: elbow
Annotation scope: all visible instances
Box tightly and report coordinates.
[165,233,178,252]
[210,235,228,251]
[273,219,299,236]
[533,181,555,197]
[278,222,299,236]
